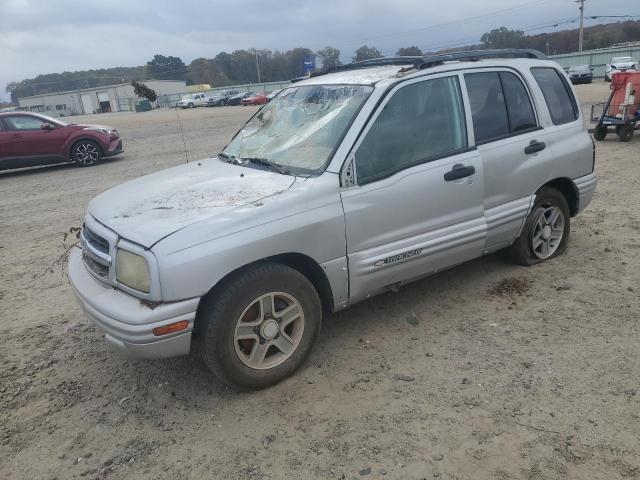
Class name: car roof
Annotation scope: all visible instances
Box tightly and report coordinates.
[296,56,558,89]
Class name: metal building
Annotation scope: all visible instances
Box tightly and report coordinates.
[17,80,187,117]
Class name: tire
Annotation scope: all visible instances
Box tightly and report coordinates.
[593,124,607,141]
[508,187,571,266]
[71,140,102,167]
[617,124,634,142]
[188,103,194,109]
[198,262,322,390]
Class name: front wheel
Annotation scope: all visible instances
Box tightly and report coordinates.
[508,187,570,266]
[198,263,322,390]
[71,140,101,167]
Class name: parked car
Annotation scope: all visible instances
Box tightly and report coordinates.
[205,94,224,107]
[69,50,596,389]
[241,92,268,106]
[0,112,122,171]
[568,64,593,84]
[206,90,240,107]
[226,91,252,106]
[176,93,207,108]
[605,56,637,81]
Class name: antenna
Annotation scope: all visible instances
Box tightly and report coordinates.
[174,106,189,163]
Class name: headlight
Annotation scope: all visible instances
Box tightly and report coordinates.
[116,249,150,293]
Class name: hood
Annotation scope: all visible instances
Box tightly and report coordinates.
[88,158,296,248]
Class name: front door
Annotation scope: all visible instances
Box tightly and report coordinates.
[340,74,486,304]
[2,114,67,168]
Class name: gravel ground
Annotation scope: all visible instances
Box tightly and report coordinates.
[0,82,638,480]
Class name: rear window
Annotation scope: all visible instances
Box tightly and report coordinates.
[531,67,578,125]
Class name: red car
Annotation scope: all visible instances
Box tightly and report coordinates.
[0,112,123,171]
[241,92,268,106]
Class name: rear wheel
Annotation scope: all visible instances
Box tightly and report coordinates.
[198,263,322,390]
[508,187,570,266]
[593,124,607,141]
[616,124,634,142]
[71,140,101,167]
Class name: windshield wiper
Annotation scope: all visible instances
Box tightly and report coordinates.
[241,157,291,175]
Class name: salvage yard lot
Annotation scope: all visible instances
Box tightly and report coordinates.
[1,83,639,479]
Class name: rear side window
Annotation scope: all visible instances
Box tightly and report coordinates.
[4,115,44,130]
[531,67,578,125]
[465,71,537,144]
[355,76,467,184]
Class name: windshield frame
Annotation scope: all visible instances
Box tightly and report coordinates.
[221,83,374,177]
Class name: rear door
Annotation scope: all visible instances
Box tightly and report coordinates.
[341,73,486,303]
[463,69,553,252]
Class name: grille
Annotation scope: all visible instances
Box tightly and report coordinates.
[81,225,112,281]
[83,254,109,278]
[84,226,109,255]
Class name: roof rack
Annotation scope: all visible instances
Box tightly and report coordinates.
[413,49,548,69]
[311,49,548,78]
[311,56,421,77]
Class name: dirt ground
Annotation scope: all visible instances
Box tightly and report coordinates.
[1,82,638,480]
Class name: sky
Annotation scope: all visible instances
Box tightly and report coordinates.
[1,0,638,101]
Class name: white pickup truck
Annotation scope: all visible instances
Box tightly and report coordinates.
[176,93,207,109]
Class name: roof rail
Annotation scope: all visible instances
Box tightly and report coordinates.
[413,49,548,69]
[311,49,548,78]
[311,56,421,77]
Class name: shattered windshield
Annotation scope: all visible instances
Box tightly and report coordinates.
[223,84,373,173]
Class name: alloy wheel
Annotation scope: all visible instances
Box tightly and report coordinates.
[233,292,305,370]
[74,142,99,165]
[531,206,564,259]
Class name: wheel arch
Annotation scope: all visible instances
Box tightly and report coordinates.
[539,177,578,217]
[194,252,335,333]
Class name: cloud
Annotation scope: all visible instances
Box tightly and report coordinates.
[1,0,637,100]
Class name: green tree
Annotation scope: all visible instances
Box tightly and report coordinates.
[131,81,157,102]
[352,45,383,62]
[481,27,525,49]
[146,54,188,81]
[396,46,423,56]
[317,47,342,70]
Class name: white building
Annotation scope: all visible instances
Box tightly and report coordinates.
[17,80,187,117]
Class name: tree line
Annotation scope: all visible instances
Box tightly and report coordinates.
[6,20,640,103]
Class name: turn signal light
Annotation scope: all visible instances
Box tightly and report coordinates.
[153,320,189,337]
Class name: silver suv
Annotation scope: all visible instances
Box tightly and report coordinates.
[69,50,596,389]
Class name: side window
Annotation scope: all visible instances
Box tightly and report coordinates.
[355,76,467,184]
[465,71,537,144]
[531,67,578,125]
[5,115,44,130]
[500,72,537,132]
[465,72,510,144]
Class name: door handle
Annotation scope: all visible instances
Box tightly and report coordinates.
[444,163,475,181]
[524,140,546,154]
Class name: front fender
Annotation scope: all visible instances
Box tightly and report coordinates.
[153,174,347,305]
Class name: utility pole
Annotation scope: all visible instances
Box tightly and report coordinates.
[576,0,586,52]
[255,49,261,84]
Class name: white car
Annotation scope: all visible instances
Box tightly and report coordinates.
[605,56,637,81]
[176,93,207,109]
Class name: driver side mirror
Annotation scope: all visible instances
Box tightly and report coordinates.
[40,122,54,131]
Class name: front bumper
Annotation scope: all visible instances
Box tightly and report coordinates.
[105,139,123,157]
[68,247,199,359]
